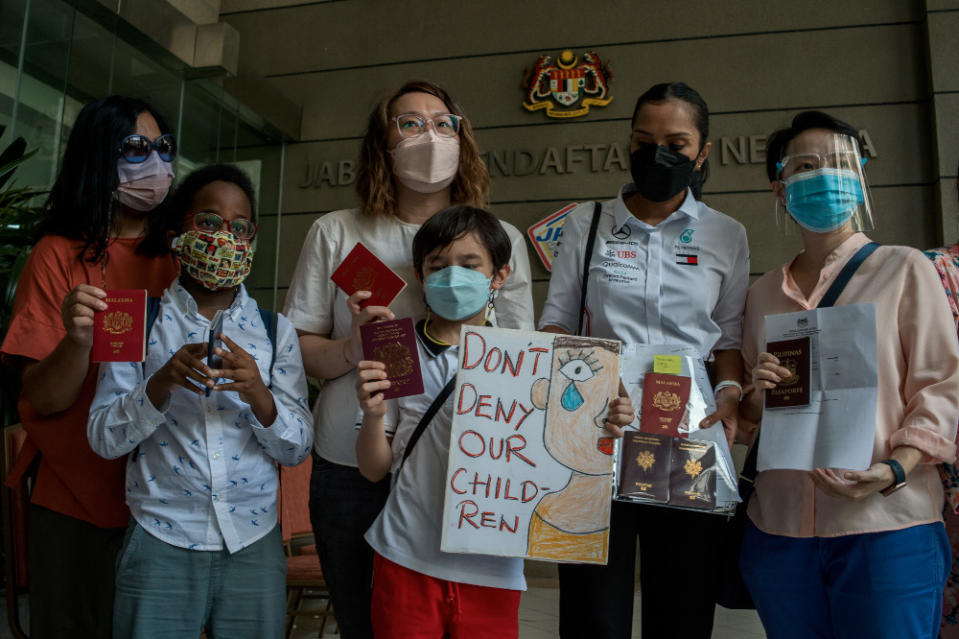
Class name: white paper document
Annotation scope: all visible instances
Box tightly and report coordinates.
[758,303,878,472]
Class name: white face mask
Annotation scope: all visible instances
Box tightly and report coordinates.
[389,129,460,193]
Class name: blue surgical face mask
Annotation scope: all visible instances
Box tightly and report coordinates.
[424,266,492,321]
[784,167,864,233]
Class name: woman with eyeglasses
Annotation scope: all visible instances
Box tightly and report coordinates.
[284,79,533,639]
[740,111,959,638]
[1,95,179,638]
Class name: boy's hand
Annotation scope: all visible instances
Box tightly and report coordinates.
[344,291,394,366]
[603,396,635,438]
[356,360,390,419]
[61,284,107,348]
[146,343,213,408]
[211,334,277,426]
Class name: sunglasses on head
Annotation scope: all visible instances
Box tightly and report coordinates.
[119,133,177,163]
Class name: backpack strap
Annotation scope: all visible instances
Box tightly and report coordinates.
[740,241,881,489]
[576,202,603,336]
[398,376,456,474]
[258,309,278,389]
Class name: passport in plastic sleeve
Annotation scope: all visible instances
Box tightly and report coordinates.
[91,289,147,362]
[618,432,671,502]
[764,336,811,409]
[639,373,691,437]
[668,438,717,510]
[331,242,407,308]
[360,318,424,400]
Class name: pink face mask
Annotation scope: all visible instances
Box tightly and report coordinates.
[116,152,174,211]
[389,129,460,193]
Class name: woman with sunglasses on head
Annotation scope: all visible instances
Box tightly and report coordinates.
[1,95,178,638]
[539,82,749,639]
[284,79,533,639]
[740,111,959,638]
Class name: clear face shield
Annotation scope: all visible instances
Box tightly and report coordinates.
[774,132,874,234]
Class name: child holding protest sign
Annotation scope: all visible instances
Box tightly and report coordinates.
[355,205,634,638]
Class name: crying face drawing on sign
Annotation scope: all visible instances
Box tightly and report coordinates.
[526,335,620,563]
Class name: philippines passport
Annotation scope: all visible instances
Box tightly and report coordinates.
[360,317,424,400]
[667,438,717,510]
[639,373,691,437]
[331,242,407,308]
[618,432,671,502]
[91,289,147,362]
[764,336,811,409]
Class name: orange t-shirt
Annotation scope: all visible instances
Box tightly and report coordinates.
[1,235,177,529]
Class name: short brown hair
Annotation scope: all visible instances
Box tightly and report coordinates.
[355,80,489,217]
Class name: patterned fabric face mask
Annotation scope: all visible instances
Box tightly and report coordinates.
[173,230,254,291]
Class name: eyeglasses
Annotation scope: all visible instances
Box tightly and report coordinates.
[189,212,257,240]
[119,134,177,163]
[391,113,463,139]
[777,152,865,178]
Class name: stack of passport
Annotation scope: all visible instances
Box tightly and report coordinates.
[618,432,718,510]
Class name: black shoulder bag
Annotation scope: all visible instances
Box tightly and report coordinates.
[716,241,880,609]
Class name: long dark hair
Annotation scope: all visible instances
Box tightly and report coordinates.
[631,82,710,199]
[35,95,175,263]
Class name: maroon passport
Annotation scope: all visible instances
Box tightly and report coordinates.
[764,336,811,409]
[360,318,424,400]
[91,289,147,362]
[331,242,407,308]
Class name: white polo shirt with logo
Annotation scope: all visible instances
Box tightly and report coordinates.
[539,185,749,357]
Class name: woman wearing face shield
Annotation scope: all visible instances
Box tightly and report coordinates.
[923,164,959,638]
[283,80,534,639]
[539,82,750,639]
[0,95,179,638]
[740,111,959,638]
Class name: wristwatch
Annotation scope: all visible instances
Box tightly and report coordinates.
[879,459,907,497]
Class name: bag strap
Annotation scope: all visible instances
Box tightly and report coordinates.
[258,309,278,388]
[740,241,880,488]
[399,376,456,473]
[576,202,603,336]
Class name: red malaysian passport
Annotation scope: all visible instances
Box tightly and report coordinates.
[91,289,147,362]
[360,318,424,400]
[764,336,811,409]
[639,373,692,437]
[331,242,407,308]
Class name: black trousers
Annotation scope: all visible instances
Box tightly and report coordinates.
[558,501,725,639]
[308,454,390,639]
[28,504,126,639]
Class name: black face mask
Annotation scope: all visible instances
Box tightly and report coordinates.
[629,143,697,202]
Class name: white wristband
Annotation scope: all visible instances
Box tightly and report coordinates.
[714,380,743,402]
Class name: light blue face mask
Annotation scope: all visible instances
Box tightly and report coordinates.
[784,167,864,233]
[424,266,492,321]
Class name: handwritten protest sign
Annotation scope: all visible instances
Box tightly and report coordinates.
[440,325,621,564]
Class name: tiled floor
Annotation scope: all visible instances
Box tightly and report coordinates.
[1,588,767,638]
[287,586,767,638]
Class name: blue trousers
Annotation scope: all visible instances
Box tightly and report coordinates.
[740,520,950,639]
[113,522,286,639]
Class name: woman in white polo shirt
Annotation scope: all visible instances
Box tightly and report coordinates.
[539,82,749,639]
[283,79,533,639]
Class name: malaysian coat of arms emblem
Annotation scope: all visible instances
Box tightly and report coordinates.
[522,50,613,118]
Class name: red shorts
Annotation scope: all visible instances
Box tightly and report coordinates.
[371,552,521,639]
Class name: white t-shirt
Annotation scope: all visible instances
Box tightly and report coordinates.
[539,185,749,358]
[284,208,534,466]
[363,321,526,591]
